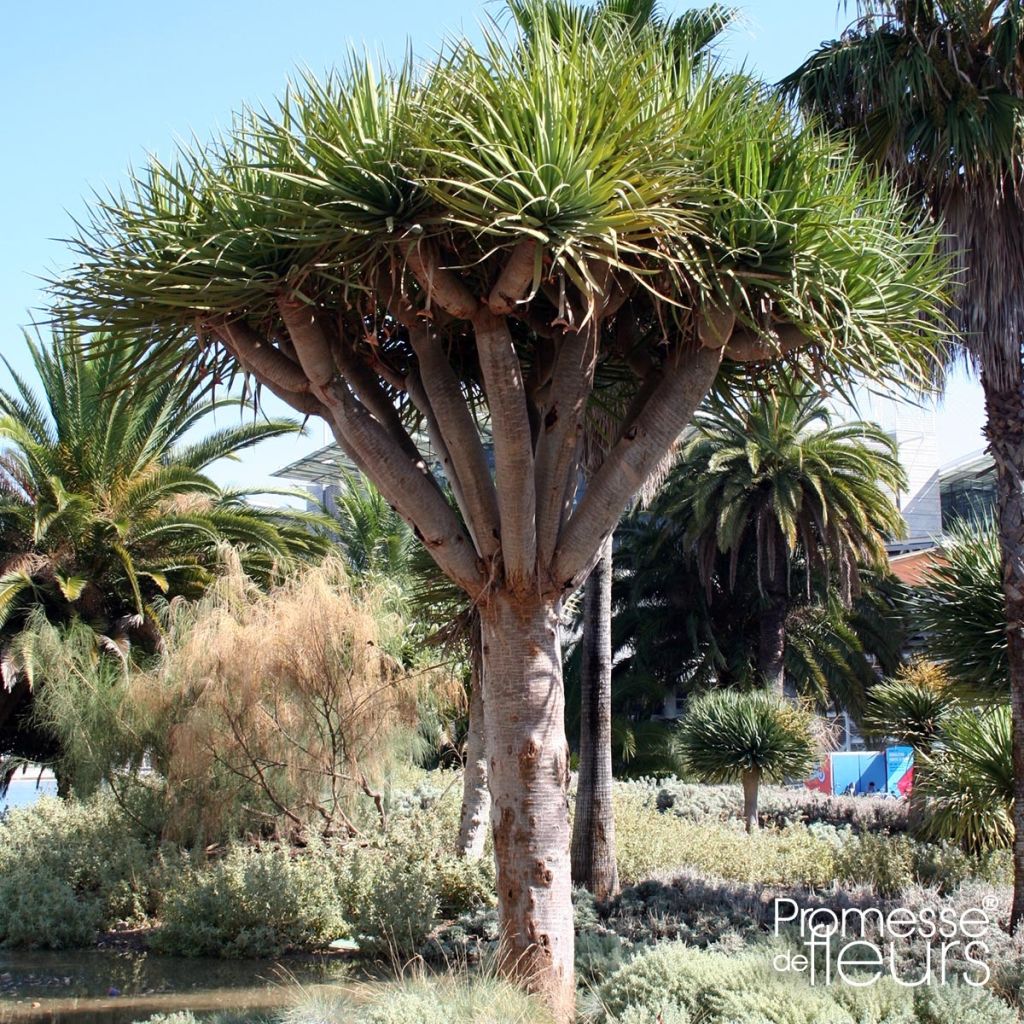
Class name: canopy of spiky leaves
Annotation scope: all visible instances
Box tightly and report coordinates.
[917,704,1013,853]
[0,328,328,658]
[670,378,907,601]
[55,3,944,449]
[861,660,960,750]
[783,0,1024,388]
[674,689,818,783]
[586,496,905,740]
[912,516,1007,697]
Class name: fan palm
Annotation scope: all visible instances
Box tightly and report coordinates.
[52,0,949,1010]
[671,379,907,695]
[783,0,1024,928]
[0,328,327,775]
[675,689,818,831]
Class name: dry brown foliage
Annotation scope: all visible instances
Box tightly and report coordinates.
[137,554,426,842]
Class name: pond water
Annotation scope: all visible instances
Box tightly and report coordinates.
[0,949,352,1024]
[0,774,58,815]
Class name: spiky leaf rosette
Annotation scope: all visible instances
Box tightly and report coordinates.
[913,517,1008,699]
[861,661,960,750]
[918,705,1014,854]
[675,689,818,783]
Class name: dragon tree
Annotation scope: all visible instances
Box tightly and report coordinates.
[54,2,947,1016]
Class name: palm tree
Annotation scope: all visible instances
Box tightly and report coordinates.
[672,380,907,696]
[569,503,906,774]
[331,471,417,585]
[54,1,948,1010]
[783,0,1024,929]
[675,689,818,831]
[0,328,327,776]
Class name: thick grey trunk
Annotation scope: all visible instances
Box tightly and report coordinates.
[481,593,574,1022]
[571,534,619,899]
[742,768,761,833]
[457,643,490,861]
[983,380,1024,932]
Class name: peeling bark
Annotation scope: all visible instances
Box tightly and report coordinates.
[481,593,574,1022]
[570,534,619,899]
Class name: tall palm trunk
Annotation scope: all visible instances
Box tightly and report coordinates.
[571,533,619,899]
[759,553,788,697]
[984,378,1024,931]
[457,629,490,860]
[481,592,574,1020]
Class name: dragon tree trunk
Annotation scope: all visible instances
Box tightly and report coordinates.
[480,591,574,1021]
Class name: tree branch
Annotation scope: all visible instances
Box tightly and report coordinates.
[534,320,601,568]
[405,365,484,558]
[487,239,538,315]
[330,326,423,464]
[723,324,807,362]
[214,321,330,418]
[214,320,311,394]
[277,297,337,386]
[552,344,724,592]
[472,309,537,586]
[316,378,485,594]
[406,322,501,560]
[401,238,479,321]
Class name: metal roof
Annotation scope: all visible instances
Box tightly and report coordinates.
[271,442,359,485]
[938,448,993,484]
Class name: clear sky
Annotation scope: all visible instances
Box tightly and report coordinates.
[0,1,986,499]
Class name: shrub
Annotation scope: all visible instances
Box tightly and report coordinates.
[0,795,154,949]
[593,942,886,1024]
[834,831,916,897]
[614,788,837,887]
[136,559,429,844]
[281,972,553,1024]
[915,982,1018,1024]
[592,941,1019,1024]
[334,779,496,959]
[338,847,440,959]
[151,842,345,957]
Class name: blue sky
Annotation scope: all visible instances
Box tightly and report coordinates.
[0,1,986,497]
